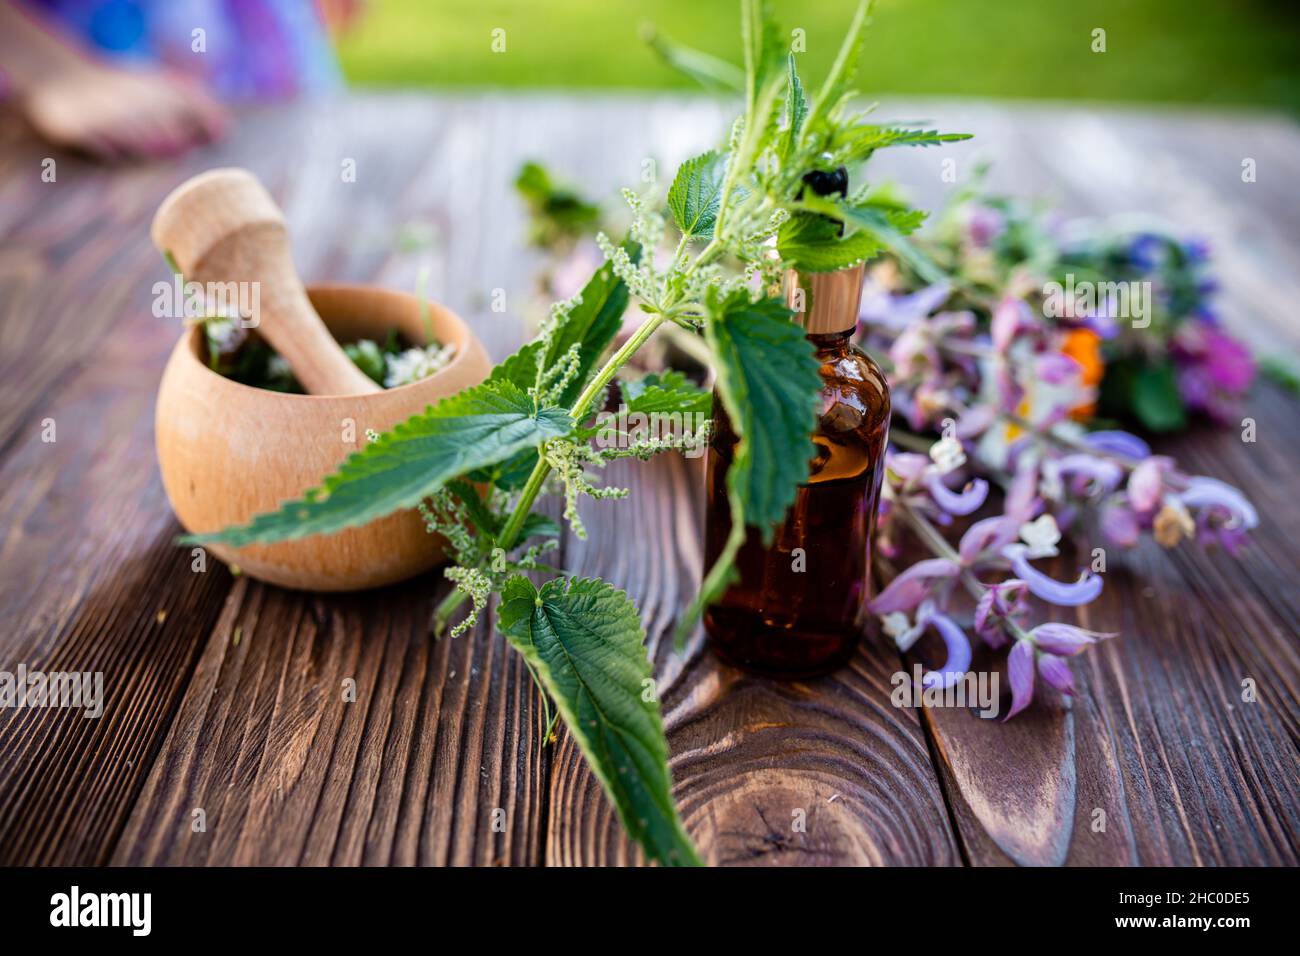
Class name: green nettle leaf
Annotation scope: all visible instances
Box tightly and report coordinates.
[516,512,562,540]
[187,379,572,547]
[497,576,702,867]
[797,194,945,284]
[622,370,712,419]
[642,24,744,93]
[840,126,973,158]
[741,0,784,118]
[801,0,873,141]
[446,478,503,536]
[485,339,544,394]
[780,52,808,157]
[678,290,821,637]
[489,246,635,406]
[544,247,638,408]
[1131,361,1188,432]
[667,151,727,241]
[480,248,637,489]
[514,161,601,244]
[777,211,884,273]
[704,289,821,538]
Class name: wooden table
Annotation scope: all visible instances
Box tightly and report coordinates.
[1,94,1297,866]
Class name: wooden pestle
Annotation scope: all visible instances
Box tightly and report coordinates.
[152,168,381,396]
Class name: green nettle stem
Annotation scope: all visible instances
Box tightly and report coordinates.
[434,176,735,636]
[504,310,671,546]
[432,580,469,632]
[434,310,673,634]
[892,493,1034,644]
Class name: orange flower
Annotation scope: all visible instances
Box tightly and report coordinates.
[1060,328,1104,420]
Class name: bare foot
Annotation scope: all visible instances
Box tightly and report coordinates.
[23,64,230,162]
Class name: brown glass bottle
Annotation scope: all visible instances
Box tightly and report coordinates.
[703,263,890,677]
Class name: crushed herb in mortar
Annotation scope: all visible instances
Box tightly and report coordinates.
[199,316,455,392]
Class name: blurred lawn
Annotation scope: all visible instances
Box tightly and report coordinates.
[337,0,1300,112]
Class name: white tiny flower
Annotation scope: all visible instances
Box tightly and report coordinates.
[1039,458,1063,502]
[881,612,911,640]
[1019,514,1061,558]
[882,610,929,652]
[205,316,242,352]
[383,342,457,388]
[929,435,967,474]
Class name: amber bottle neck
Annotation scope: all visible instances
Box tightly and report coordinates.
[808,329,854,355]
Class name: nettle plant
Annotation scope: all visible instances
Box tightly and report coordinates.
[193,0,967,866]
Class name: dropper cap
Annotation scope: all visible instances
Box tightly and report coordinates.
[785,262,866,334]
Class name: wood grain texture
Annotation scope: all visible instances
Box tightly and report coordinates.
[0,97,558,865]
[109,98,558,865]
[111,576,549,866]
[0,273,229,864]
[546,453,962,866]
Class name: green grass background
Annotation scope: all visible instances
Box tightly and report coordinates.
[337,0,1300,112]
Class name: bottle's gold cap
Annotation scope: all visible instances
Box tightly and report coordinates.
[784,262,866,334]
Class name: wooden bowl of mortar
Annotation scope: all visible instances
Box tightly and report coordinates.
[155,284,492,591]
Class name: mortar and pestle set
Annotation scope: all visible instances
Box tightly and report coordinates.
[153,168,492,590]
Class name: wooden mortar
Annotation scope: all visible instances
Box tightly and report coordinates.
[156,283,492,591]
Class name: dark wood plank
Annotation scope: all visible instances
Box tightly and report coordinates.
[0,126,250,864]
[922,393,1300,866]
[111,577,549,865]
[107,96,560,865]
[545,453,962,866]
[0,254,231,864]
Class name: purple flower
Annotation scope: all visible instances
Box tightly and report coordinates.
[1036,352,1082,385]
[992,296,1036,352]
[1003,462,1044,525]
[1055,454,1123,496]
[921,611,973,690]
[859,283,951,332]
[889,324,940,380]
[973,579,1028,648]
[887,451,931,482]
[1182,238,1211,264]
[1179,476,1258,553]
[926,474,990,516]
[869,558,960,614]
[1037,653,1075,696]
[1127,232,1168,271]
[1002,545,1103,606]
[955,405,997,439]
[1083,430,1151,460]
[1005,639,1036,720]
[1180,476,1258,529]
[1171,321,1256,423]
[1127,457,1167,513]
[966,205,1005,247]
[959,516,1018,563]
[1029,622,1116,656]
[1099,500,1140,548]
